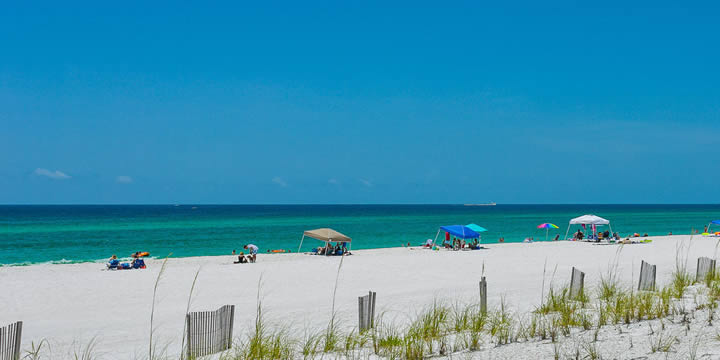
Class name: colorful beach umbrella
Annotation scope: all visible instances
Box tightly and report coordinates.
[537,223,559,241]
[537,223,559,229]
[466,223,488,233]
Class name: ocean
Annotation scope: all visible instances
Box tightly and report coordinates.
[1,204,718,265]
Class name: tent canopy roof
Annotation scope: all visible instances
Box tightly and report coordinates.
[303,228,351,242]
[466,223,488,232]
[712,220,720,225]
[569,214,610,225]
[441,225,480,239]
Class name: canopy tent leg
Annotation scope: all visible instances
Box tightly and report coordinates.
[708,223,712,234]
[297,235,306,253]
[609,224,614,238]
[564,224,571,241]
[431,229,441,248]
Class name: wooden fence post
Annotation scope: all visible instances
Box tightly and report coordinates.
[570,267,585,299]
[696,257,716,283]
[638,260,657,291]
[479,277,487,314]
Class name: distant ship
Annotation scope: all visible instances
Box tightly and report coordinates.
[463,202,497,206]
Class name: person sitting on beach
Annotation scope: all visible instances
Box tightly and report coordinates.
[423,239,433,248]
[132,257,146,269]
[499,237,504,243]
[107,255,120,269]
[234,252,248,264]
[243,244,258,263]
[341,242,348,253]
[232,249,236,255]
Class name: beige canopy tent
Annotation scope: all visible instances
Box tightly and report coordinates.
[297,228,352,253]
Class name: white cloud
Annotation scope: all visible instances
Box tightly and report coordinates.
[116,175,133,184]
[272,176,287,187]
[359,178,373,187]
[34,168,71,180]
[328,178,339,185]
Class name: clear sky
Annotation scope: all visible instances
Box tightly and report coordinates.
[1,1,719,204]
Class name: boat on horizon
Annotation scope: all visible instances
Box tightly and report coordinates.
[463,202,497,206]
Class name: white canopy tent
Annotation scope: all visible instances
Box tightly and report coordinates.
[564,214,613,240]
[297,228,352,253]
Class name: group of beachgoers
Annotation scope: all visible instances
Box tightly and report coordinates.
[232,244,258,264]
[420,237,483,250]
[312,241,349,256]
[107,252,148,270]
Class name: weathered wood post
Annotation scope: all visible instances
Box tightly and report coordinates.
[638,260,657,291]
[0,321,22,360]
[358,291,376,332]
[570,267,585,299]
[479,276,487,314]
[696,257,717,283]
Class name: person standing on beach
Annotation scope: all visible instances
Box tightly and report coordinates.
[244,244,258,263]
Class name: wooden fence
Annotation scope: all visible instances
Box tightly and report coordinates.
[570,267,585,299]
[358,291,377,332]
[0,321,22,360]
[638,260,657,291]
[185,305,235,359]
[697,257,716,283]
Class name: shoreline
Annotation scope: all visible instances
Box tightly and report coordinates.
[3,233,708,267]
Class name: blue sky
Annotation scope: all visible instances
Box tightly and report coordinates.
[1,1,719,204]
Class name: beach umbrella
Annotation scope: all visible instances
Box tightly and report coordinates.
[537,223,559,241]
[466,223,488,233]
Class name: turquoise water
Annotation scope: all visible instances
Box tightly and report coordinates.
[1,205,719,265]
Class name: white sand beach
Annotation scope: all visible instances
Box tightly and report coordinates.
[2,235,720,359]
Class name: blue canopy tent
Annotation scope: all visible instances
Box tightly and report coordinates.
[707,220,720,234]
[432,225,480,247]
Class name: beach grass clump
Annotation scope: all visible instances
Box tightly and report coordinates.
[299,330,322,359]
[371,319,403,358]
[450,302,472,333]
[488,300,516,345]
[671,268,694,299]
[22,339,50,360]
[580,338,602,360]
[649,331,677,353]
